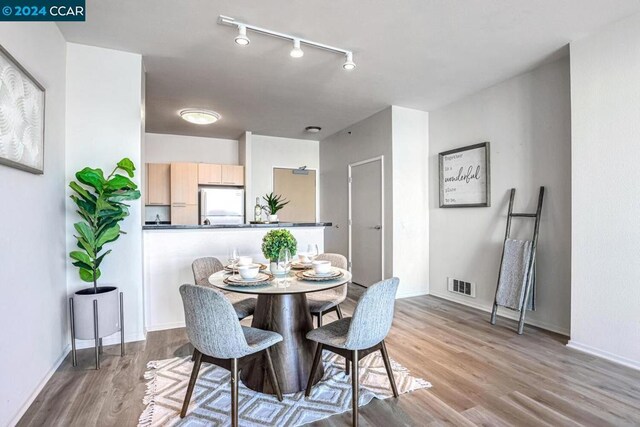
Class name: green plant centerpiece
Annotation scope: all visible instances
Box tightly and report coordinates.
[69,158,141,293]
[262,192,289,220]
[262,229,297,275]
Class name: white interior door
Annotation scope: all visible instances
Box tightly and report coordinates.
[349,157,384,287]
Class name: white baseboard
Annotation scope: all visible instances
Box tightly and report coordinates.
[9,344,71,426]
[567,340,640,371]
[75,331,146,350]
[396,289,429,299]
[429,290,570,336]
[146,321,185,332]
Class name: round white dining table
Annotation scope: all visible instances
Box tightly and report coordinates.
[209,267,352,394]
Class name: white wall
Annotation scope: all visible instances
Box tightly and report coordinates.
[0,23,68,426]
[145,132,238,164]
[392,107,430,297]
[429,57,572,335]
[238,131,252,220]
[320,108,394,281]
[250,135,319,219]
[144,227,325,330]
[569,13,640,369]
[65,44,145,345]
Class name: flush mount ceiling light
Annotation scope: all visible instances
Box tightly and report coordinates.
[179,109,221,125]
[290,39,304,58]
[305,126,322,133]
[218,15,355,70]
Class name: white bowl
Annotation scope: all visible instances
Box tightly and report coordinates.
[298,253,311,263]
[312,260,331,274]
[237,256,252,266]
[239,266,259,279]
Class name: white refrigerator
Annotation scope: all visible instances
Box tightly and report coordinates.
[199,188,245,225]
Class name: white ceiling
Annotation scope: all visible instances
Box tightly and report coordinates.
[58,0,640,140]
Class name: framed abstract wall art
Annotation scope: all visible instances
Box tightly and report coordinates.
[0,44,45,174]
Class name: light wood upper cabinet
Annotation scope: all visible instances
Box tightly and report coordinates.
[171,163,198,205]
[221,165,244,186]
[198,163,222,185]
[145,163,171,206]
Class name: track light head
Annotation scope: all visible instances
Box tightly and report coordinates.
[290,39,304,58]
[343,52,356,70]
[235,25,250,46]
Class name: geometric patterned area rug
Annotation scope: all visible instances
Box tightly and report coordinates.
[138,351,431,426]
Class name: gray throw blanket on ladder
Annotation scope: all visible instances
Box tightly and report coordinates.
[496,239,535,311]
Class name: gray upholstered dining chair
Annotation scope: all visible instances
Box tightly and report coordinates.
[306,253,348,327]
[179,284,283,426]
[305,277,400,427]
[192,257,257,320]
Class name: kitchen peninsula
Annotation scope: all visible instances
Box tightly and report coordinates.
[143,223,330,331]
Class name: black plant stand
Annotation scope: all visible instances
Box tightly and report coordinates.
[69,292,125,369]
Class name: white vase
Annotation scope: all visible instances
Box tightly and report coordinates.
[268,214,278,222]
[73,286,120,340]
[270,261,286,276]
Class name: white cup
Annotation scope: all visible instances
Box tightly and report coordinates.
[239,266,259,279]
[237,256,252,266]
[298,253,311,263]
[312,260,331,274]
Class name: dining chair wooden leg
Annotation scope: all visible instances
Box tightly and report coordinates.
[264,347,283,402]
[352,349,359,427]
[345,358,350,375]
[305,343,323,397]
[191,348,196,361]
[231,358,239,427]
[380,340,399,398]
[180,350,202,418]
[336,305,343,319]
[318,311,323,327]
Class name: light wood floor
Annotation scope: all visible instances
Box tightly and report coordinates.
[18,288,640,426]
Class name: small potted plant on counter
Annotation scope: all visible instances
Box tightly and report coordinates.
[262,229,297,275]
[263,192,289,222]
[68,158,141,368]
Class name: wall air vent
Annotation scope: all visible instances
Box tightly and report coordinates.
[447,277,476,297]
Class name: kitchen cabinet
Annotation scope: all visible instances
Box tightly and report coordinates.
[145,163,171,206]
[171,163,198,225]
[198,163,222,185]
[170,204,199,226]
[221,165,244,186]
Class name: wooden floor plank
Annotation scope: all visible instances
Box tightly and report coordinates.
[17,290,640,427]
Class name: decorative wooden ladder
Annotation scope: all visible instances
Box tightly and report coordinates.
[490,186,545,335]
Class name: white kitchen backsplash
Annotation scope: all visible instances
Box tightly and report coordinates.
[145,205,171,223]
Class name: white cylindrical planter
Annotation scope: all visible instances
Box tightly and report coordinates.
[268,214,278,222]
[270,261,286,276]
[73,286,120,340]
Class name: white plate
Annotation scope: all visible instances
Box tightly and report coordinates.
[291,261,313,270]
[226,272,271,283]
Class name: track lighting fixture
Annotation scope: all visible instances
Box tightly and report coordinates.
[234,25,250,46]
[343,52,356,70]
[219,15,355,70]
[290,39,304,58]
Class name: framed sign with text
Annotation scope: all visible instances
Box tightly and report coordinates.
[439,142,490,208]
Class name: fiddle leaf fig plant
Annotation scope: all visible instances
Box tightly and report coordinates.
[69,158,141,293]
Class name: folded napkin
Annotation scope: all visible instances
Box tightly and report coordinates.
[496,239,535,311]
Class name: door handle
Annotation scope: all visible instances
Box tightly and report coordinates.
[371,225,382,230]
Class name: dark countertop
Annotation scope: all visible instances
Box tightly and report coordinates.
[142,222,332,230]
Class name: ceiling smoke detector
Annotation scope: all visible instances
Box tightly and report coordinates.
[305,126,322,133]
